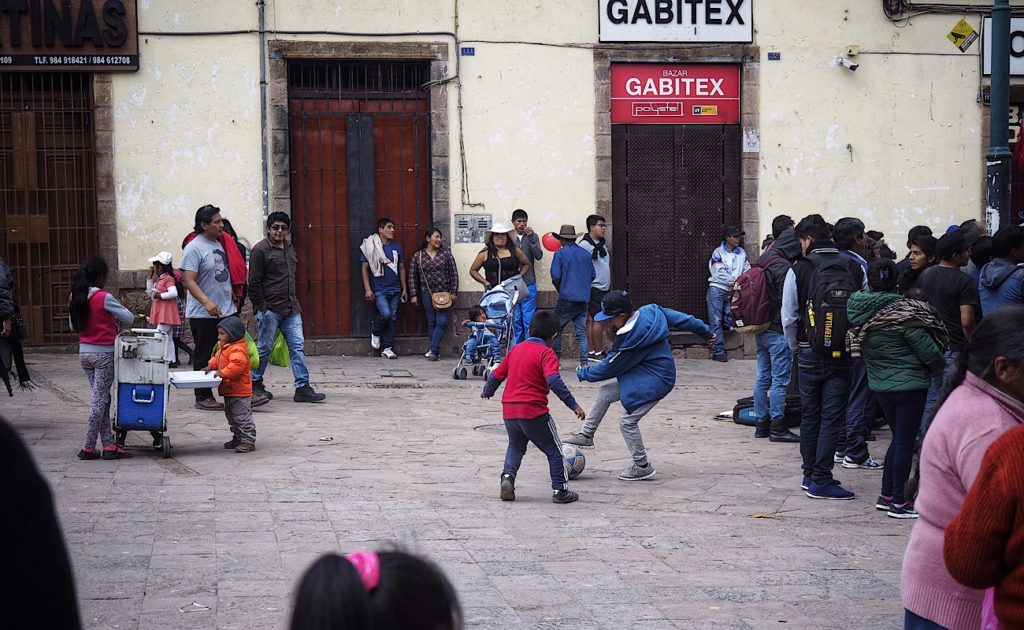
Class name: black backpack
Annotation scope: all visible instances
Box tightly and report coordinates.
[803,254,859,360]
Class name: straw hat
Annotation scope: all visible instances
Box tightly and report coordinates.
[485,222,516,240]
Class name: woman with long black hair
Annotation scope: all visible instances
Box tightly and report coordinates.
[409,227,459,360]
[69,256,134,461]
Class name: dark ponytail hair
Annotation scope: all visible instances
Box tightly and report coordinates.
[927,305,1024,431]
[290,550,462,630]
[69,257,109,332]
[867,259,898,292]
[153,261,184,301]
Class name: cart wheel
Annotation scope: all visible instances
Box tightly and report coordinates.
[162,436,171,459]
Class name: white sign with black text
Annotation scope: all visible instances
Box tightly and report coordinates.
[982,16,1024,76]
[599,0,753,43]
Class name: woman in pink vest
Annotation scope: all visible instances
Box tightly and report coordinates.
[69,256,135,460]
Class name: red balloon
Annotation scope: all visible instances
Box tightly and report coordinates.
[542,232,562,252]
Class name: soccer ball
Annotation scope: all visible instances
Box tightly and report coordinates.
[561,443,586,480]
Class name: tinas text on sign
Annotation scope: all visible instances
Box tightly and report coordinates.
[599,0,753,43]
[0,0,139,72]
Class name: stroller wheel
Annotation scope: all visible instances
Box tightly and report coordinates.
[459,367,468,380]
[472,364,480,376]
[452,367,462,380]
[483,368,491,380]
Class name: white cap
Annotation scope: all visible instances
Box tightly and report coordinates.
[148,251,173,266]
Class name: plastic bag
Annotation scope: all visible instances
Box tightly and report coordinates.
[269,330,289,367]
[212,331,260,370]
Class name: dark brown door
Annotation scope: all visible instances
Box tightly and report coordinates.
[288,60,431,337]
[0,73,98,345]
[611,124,741,319]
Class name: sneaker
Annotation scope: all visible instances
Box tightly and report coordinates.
[842,456,882,470]
[618,463,656,481]
[801,475,811,490]
[552,489,579,504]
[223,438,241,450]
[77,448,100,460]
[500,473,515,501]
[235,442,255,453]
[875,495,894,511]
[102,447,133,460]
[563,432,595,449]
[251,394,270,408]
[425,350,437,359]
[429,353,440,362]
[252,380,273,400]
[381,347,397,359]
[805,481,855,500]
[370,333,381,350]
[195,398,224,411]
[294,384,326,403]
[151,433,163,450]
[834,451,845,463]
[711,354,728,363]
[577,362,589,370]
[887,504,919,519]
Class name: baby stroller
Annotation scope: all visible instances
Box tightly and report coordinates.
[452,275,520,380]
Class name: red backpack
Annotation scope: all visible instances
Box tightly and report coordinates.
[729,256,782,335]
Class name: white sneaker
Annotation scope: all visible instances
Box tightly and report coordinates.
[370,333,381,350]
[381,347,397,359]
[425,350,436,359]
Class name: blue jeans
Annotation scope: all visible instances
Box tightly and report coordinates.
[503,414,568,490]
[420,291,451,356]
[753,331,792,423]
[839,358,874,463]
[877,389,926,505]
[922,349,960,434]
[552,299,588,363]
[706,285,732,357]
[373,292,401,350]
[464,332,500,362]
[903,609,947,629]
[251,309,311,388]
[513,282,538,343]
[797,348,852,485]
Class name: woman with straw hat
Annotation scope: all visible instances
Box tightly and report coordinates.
[469,223,532,290]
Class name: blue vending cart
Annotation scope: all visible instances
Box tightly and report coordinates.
[113,329,171,458]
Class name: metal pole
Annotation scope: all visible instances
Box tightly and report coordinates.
[258,0,270,223]
[987,0,1012,233]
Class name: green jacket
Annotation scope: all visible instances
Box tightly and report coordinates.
[847,291,945,392]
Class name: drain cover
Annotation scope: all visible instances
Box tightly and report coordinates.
[473,424,506,434]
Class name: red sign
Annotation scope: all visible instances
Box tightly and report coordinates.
[611,64,740,124]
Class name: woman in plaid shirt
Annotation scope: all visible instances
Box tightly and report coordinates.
[410,228,460,360]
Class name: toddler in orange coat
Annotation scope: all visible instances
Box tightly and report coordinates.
[204,316,256,453]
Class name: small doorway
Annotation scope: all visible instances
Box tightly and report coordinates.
[0,73,98,345]
[288,60,432,337]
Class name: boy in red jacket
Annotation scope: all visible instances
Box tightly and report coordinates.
[204,316,256,453]
[482,309,585,504]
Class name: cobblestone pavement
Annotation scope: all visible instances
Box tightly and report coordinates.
[5,352,907,629]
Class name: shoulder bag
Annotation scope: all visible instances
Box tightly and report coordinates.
[419,251,453,310]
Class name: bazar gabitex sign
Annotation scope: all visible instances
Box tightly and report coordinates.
[599,0,752,43]
[611,64,740,124]
[0,0,138,71]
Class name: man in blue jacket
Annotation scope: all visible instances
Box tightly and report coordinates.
[564,290,715,481]
[979,224,1024,317]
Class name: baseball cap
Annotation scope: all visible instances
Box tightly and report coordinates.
[722,226,744,239]
[148,251,173,266]
[595,290,633,322]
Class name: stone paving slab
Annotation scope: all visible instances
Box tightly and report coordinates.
[6,351,908,629]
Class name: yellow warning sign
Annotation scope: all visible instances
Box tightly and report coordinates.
[691,105,719,116]
[947,18,979,53]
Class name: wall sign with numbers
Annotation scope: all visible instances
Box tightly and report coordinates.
[0,0,139,72]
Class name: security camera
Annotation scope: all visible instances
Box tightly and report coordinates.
[836,56,859,72]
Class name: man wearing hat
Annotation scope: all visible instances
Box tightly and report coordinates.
[566,290,715,480]
[706,226,750,362]
[550,224,595,367]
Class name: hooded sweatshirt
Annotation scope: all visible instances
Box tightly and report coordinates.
[762,228,802,334]
[979,258,1024,316]
[577,304,712,413]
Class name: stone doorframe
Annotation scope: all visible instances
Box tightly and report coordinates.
[593,44,761,256]
[266,40,452,232]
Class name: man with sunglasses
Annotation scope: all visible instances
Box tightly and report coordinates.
[248,212,326,403]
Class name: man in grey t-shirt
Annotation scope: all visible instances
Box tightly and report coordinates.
[180,205,242,410]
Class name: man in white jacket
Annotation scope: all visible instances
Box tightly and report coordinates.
[706,226,749,362]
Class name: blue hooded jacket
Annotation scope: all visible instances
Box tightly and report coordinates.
[577,304,712,413]
[979,258,1024,316]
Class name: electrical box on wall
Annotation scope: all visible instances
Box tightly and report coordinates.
[455,214,491,243]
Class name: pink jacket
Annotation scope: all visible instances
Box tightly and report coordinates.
[901,372,1024,629]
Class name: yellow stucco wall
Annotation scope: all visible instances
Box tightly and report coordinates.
[112,1,988,281]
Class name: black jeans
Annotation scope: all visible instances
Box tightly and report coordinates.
[797,348,852,485]
[876,389,927,505]
[502,414,568,490]
[190,317,223,401]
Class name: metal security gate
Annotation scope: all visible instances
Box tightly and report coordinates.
[611,124,741,318]
[288,60,432,338]
[0,73,98,345]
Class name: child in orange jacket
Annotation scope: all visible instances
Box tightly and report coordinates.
[204,316,256,453]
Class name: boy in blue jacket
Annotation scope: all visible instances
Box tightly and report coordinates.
[564,290,715,480]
